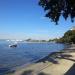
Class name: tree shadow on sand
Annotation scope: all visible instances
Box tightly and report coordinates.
[21,52,75,75]
[21,70,33,75]
[36,52,61,64]
[21,70,49,75]
[38,72,50,75]
[56,53,75,62]
[36,51,75,65]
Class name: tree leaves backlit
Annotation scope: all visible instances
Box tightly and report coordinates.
[39,0,75,24]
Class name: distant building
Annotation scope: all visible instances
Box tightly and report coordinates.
[70,26,75,30]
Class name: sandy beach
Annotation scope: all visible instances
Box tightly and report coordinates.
[7,44,75,75]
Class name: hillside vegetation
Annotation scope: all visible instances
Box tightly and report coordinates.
[58,30,75,44]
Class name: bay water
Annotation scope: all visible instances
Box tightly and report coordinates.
[0,40,66,74]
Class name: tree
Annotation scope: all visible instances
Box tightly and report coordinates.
[58,30,75,43]
[39,0,75,24]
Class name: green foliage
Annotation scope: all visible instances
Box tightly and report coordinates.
[41,40,47,42]
[58,30,75,43]
[48,38,58,42]
[39,0,75,24]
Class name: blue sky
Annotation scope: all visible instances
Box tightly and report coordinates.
[0,0,75,40]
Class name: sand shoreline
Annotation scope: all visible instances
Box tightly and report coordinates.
[7,44,75,75]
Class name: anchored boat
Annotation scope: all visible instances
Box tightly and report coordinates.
[9,44,17,48]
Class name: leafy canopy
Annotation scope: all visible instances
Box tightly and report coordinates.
[58,30,75,43]
[39,0,75,24]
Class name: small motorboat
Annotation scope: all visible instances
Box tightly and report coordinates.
[9,44,17,48]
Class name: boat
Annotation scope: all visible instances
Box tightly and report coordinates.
[9,44,17,48]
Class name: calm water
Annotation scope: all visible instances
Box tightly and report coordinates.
[0,40,66,74]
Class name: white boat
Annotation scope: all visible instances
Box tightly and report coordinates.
[9,44,17,48]
[9,40,18,48]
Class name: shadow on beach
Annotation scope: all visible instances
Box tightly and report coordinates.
[36,52,61,64]
[7,45,75,75]
[21,49,75,75]
[38,72,50,75]
[21,70,33,75]
[36,51,75,64]
[64,63,75,75]
[9,51,75,75]
[56,53,75,62]
[21,70,49,75]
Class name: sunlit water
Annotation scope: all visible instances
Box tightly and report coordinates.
[0,40,67,74]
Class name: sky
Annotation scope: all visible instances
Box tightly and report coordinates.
[0,0,75,40]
